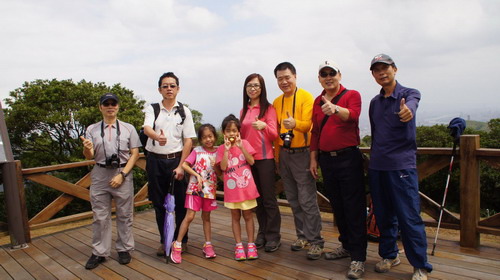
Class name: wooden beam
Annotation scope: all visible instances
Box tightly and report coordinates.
[22,160,94,174]
[478,213,500,228]
[25,174,90,202]
[460,135,481,248]
[417,156,450,181]
[29,173,92,225]
[419,192,459,224]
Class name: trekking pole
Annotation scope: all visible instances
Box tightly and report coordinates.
[431,117,466,256]
[431,140,457,256]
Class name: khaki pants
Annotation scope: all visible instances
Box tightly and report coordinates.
[90,166,134,256]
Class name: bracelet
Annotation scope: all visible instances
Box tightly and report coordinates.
[120,171,128,178]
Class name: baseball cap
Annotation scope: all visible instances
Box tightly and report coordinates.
[100,93,119,104]
[318,60,340,73]
[370,54,395,70]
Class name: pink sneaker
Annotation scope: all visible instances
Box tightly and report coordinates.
[247,244,259,260]
[234,245,246,261]
[170,242,182,264]
[203,243,216,259]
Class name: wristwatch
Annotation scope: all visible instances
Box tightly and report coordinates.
[120,171,128,178]
[334,105,340,114]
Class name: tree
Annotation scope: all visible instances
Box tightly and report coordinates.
[4,79,145,167]
[2,79,147,221]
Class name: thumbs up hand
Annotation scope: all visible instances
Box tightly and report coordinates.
[157,129,167,146]
[80,136,93,151]
[398,98,413,122]
[283,111,296,130]
[321,95,336,116]
[252,116,267,131]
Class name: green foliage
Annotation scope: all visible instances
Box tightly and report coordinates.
[466,120,489,132]
[482,119,500,148]
[4,79,145,167]
[415,122,500,215]
[2,79,147,221]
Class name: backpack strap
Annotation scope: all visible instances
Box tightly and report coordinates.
[319,89,349,136]
[175,101,186,125]
[150,103,160,146]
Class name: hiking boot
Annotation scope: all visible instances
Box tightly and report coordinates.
[247,244,259,260]
[291,239,309,251]
[412,268,428,280]
[85,254,105,269]
[203,243,216,259]
[170,242,182,264]
[118,251,131,265]
[234,244,246,261]
[264,240,281,252]
[156,244,165,256]
[347,261,365,279]
[375,256,401,273]
[255,237,265,249]
[324,246,350,260]
[307,244,323,260]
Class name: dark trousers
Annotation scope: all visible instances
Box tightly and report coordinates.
[146,155,188,244]
[369,169,432,272]
[319,148,367,261]
[252,159,281,243]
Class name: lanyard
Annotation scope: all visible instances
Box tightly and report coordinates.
[279,88,297,127]
[100,120,121,158]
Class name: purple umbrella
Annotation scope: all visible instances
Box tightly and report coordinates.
[164,172,176,263]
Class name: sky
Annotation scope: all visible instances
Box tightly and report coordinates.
[1,0,499,133]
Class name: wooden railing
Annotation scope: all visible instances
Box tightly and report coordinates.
[2,135,499,249]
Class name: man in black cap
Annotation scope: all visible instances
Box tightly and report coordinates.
[81,93,141,269]
[368,54,432,280]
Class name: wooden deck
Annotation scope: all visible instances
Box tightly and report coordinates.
[1,204,499,280]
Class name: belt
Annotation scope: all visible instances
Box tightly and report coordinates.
[148,151,182,159]
[282,146,310,154]
[320,146,358,157]
[96,163,127,168]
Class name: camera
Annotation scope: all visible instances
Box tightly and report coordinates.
[280,130,294,149]
[105,153,120,168]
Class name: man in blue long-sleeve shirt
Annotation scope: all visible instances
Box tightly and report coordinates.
[368,54,432,280]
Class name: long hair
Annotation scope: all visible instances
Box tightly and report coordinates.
[240,73,270,121]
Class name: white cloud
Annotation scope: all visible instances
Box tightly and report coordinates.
[1,0,499,129]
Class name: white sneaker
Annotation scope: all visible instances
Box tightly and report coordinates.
[346,261,365,279]
[412,268,428,280]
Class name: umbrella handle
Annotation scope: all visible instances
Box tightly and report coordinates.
[168,171,177,195]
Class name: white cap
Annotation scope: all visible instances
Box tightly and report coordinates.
[319,60,340,72]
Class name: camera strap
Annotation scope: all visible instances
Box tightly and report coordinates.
[100,120,121,161]
[279,87,297,128]
[319,89,348,136]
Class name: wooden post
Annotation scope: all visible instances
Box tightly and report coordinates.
[459,135,480,248]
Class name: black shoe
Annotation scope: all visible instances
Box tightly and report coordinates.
[118,251,131,265]
[85,254,105,269]
[264,240,281,252]
[255,237,266,249]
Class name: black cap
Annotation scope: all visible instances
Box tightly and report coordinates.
[100,93,119,104]
[370,53,395,70]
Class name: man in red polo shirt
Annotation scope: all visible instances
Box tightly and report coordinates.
[310,60,367,279]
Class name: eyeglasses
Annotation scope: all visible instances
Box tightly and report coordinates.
[161,84,178,89]
[246,84,261,89]
[319,70,338,78]
[102,101,118,107]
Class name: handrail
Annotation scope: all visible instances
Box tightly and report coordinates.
[2,135,499,249]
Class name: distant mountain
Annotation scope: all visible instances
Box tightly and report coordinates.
[466,120,489,131]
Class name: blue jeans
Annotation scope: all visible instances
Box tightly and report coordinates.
[369,169,432,272]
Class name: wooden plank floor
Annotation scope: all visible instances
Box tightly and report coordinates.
[1,203,499,280]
